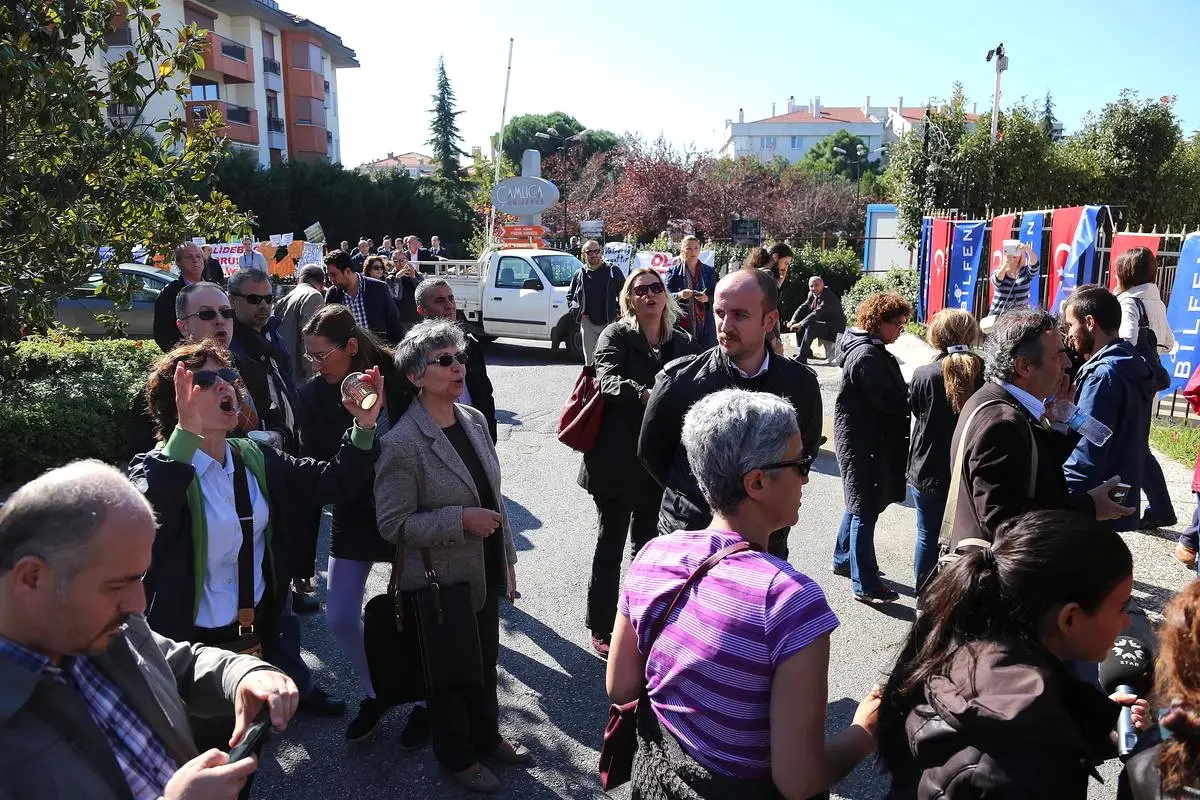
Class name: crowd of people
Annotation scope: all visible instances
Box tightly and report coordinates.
[3,236,1200,799]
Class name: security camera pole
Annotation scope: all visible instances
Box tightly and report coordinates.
[985,43,1008,144]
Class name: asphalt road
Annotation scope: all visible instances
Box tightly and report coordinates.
[254,338,1195,800]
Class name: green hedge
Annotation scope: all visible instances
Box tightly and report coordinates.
[0,335,162,482]
[842,266,919,325]
[779,245,863,322]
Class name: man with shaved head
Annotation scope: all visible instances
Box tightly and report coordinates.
[0,460,298,799]
[639,267,823,560]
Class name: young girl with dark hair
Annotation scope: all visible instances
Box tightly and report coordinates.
[879,510,1144,798]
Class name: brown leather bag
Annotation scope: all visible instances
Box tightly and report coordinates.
[556,365,604,452]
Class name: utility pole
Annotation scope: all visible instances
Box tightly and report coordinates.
[985,43,1007,144]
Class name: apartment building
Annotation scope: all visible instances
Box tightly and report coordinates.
[98,0,357,166]
[357,152,438,179]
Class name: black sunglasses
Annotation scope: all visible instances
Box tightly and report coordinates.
[584,249,602,255]
[231,292,273,305]
[181,307,235,322]
[632,283,665,297]
[429,352,469,368]
[192,367,241,389]
[756,455,815,478]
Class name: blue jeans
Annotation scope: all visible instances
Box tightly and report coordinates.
[1143,447,1176,522]
[833,510,882,594]
[911,486,947,592]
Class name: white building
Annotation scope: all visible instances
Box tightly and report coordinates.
[91,0,357,167]
[357,152,439,179]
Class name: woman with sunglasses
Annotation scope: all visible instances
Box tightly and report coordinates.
[362,254,388,281]
[374,319,526,794]
[608,388,880,798]
[294,304,415,742]
[128,341,381,721]
[577,267,691,658]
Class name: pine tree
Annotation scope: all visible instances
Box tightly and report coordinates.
[427,56,467,183]
[1041,91,1058,141]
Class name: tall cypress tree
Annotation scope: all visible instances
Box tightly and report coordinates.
[427,56,467,183]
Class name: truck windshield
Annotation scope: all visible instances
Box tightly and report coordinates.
[532,254,584,287]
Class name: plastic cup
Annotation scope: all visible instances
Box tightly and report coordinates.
[341,372,378,411]
[246,430,272,443]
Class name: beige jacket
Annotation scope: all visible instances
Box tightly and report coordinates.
[0,616,274,800]
[374,400,517,610]
[1118,282,1176,353]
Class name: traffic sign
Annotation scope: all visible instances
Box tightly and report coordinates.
[499,225,546,238]
[499,237,549,249]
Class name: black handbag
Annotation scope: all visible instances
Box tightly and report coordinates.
[365,543,484,707]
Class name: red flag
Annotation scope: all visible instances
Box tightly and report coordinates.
[927,219,953,318]
[987,214,1016,308]
[1048,207,1084,306]
[1107,233,1162,292]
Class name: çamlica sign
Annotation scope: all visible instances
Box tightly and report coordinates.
[491,176,560,215]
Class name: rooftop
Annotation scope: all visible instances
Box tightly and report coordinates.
[196,0,359,67]
[751,106,878,125]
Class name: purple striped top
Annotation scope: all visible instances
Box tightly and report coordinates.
[618,529,839,778]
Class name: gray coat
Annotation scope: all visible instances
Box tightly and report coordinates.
[374,400,518,611]
[272,281,325,386]
[0,616,273,800]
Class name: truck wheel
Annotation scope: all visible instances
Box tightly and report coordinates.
[565,322,584,363]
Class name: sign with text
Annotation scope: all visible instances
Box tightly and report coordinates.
[731,219,763,246]
[1107,233,1162,292]
[1018,212,1045,309]
[303,221,325,243]
[948,221,986,311]
[1163,233,1200,392]
[579,220,604,238]
[1048,205,1101,313]
[986,214,1016,308]
[491,176,560,215]
[926,218,953,318]
[498,225,546,238]
[603,242,633,275]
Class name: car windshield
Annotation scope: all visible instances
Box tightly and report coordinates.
[533,254,584,287]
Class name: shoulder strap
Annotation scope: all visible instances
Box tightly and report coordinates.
[938,397,1038,550]
[1134,298,1150,328]
[228,446,257,634]
[644,540,753,651]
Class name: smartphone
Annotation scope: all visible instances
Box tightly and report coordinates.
[1109,482,1131,503]
[227,711,272,763]
[1003,239,1021,257]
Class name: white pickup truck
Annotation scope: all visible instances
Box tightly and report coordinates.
[414,248,592,361]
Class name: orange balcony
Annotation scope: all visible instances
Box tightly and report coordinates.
[289,123,327,157]
[197,31,254,84]
[185,100,259,145]
[286,68,325,101]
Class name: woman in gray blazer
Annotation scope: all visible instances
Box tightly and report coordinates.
[374,319,526,794]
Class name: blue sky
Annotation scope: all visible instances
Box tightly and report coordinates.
[283,0,1200,168]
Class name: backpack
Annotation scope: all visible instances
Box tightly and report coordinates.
[1133,298,1172,393]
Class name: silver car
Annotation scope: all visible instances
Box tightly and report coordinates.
[55,264,177,339]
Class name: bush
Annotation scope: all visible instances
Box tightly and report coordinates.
[841,275,887,324]
[840,265,919,325]
[779,244,863,322]
[0,334,161,482]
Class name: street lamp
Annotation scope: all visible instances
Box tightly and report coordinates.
[833,143,869,196]
[534,128,590,243]
[985,42,1008,144]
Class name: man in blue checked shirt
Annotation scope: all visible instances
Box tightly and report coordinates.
[0,461,299,800]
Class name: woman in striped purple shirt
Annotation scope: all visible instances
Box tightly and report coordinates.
[607,388,881,798]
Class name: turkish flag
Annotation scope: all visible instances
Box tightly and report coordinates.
[927,219,953,318]
[1048,206,1084,307]
[987,214,1016,308]
[1107,233,1162,292]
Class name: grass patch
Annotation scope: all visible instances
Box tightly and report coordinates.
[1150,420,1200,468]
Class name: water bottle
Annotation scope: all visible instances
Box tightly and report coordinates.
[1060,402,1113,447]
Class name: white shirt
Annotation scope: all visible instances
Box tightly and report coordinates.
[239,250,268,271]
[192,443,269,628]
[1000,381,1046,420]
[731,349,770,379]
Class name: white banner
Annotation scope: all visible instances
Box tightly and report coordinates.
[603,242,633,275]
[209,242,244,272]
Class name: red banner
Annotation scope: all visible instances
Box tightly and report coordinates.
[1107,233,1162,291]
[987,214,1016,308]
[1048,206,1084,306]
[926,219,953,318]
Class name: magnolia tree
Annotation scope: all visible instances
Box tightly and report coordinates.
[1,0,251,339]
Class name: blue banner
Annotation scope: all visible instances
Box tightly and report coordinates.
[1018,212,1044,309]
[1164,233,1200,393]
[917,217,932,322]
[1050,205,1101,313]
[947,221,986,312]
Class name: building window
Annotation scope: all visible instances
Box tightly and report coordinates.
[184,5,216,30]
[761,136,776,151]
[791,136,802,150]
[261,30,275,59]
[265,91,279,119]
[189,77,219,101]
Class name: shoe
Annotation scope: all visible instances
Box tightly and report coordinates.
[854,587,900,605]
[346,697,389,742]
[451,763,499,794]
[399,703,430,751]
[299,686,346,717]
[1139,511,1178,530]
[292,592,320,614]
[490,738,532,765]
[830,563,850,578]
[590,633,611,659]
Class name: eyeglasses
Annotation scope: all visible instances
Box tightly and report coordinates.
[231,292,273,305]
[428,352,469,368]
[584,249,602,255]
[191,367,241,389]
[181,307,235,322]
[755,455,815,478]
[632,283,666,297]
[305,344,345,364]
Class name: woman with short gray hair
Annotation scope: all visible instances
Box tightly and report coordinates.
[607,388,880,798]
[374,319,526,793]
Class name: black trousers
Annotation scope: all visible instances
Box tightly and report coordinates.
[294,506,322,582]
[427,583,502,772]
[587,493,660,637]
[798,324,833,363]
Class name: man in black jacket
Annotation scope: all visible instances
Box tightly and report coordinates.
[403,236,433,271]
[324,249,405,343]
[153,242,207,352]
[566,240,623,365]
[788,275,846,364]
[639,268,823,558]
[228,268,298,454]
[415,278,498,442]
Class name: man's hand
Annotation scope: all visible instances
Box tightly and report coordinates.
[1088,476,1137,522]
[1176,542,1197,567]
[164,749,256,799]
[1109,692,1152,732]
[231,670,298,746]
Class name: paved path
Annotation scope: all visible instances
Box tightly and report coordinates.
[255,336,1196,800]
